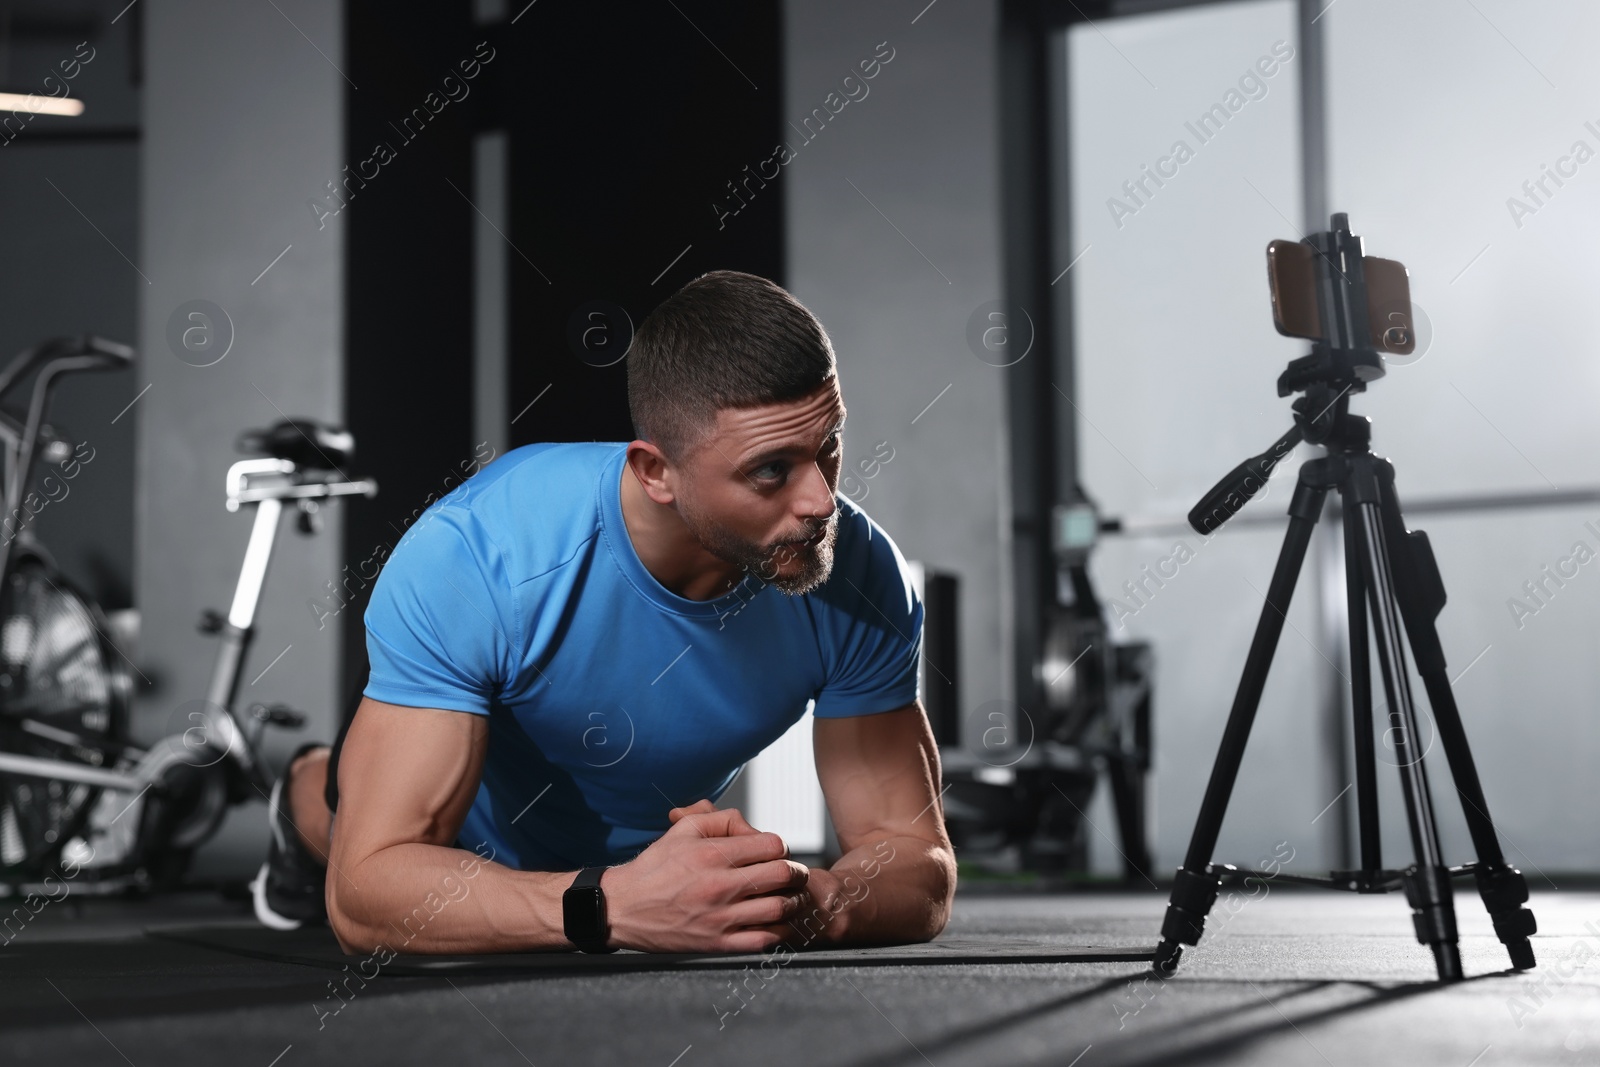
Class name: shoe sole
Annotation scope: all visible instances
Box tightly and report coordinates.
[251,859,305,931]
[267,775,290,853]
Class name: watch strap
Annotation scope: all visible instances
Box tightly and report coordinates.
[564,865,615,953]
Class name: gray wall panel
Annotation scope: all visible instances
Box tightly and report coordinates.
[139,0,345,873]
[1067,0,1328,873]
[783,0,1007,732]
[1324,0,1600,872]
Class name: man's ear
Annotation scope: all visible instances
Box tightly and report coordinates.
[626,440,677,505]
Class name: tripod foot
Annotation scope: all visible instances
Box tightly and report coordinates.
[1505,938,1536,971]
[1474,864,1538,971]
[1431,941,1464,983]
[1152,940,1183,977]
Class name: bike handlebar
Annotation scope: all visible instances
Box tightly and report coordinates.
[0,335,136,402]
[71,335,136,364]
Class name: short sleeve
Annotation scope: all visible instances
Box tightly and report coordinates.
[363,509,518,715]
[810,506,924,718]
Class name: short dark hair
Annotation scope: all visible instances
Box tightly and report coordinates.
[627,271,836,462]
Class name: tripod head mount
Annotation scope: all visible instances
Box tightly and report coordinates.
[1187,213,1411,536]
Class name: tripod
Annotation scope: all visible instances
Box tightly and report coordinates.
[1150,216,1537,982]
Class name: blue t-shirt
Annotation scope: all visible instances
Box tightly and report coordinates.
[362,441,923,871]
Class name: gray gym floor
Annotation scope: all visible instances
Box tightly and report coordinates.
[1,886,1595,1066]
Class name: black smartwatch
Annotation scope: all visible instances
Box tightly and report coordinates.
[562,866,616,953]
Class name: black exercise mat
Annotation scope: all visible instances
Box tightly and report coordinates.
[145,922,1156,976]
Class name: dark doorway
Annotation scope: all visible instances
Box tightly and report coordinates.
[341,1,785,695]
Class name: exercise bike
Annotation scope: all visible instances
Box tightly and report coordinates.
[0,336,375,895]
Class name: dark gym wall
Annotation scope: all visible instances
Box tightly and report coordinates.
[0,1,140,612]
[500,2,785,449]
[340,1,478,703]
[341,0,785,695]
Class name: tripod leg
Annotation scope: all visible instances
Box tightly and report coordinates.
[1343,504,1381,873]
[1375,465,1537,970]
[1153,478,1327,976]
[1350,483,1462,981]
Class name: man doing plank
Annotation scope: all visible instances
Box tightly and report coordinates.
[253,271,955,954]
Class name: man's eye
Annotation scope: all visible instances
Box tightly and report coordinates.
[752,463,784,481]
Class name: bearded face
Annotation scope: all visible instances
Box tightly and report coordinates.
[676,493,839,596]
[672,379,846,597]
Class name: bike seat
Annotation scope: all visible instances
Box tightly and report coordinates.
[235,419,355,471]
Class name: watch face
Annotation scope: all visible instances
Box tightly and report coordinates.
[564,885,607,943]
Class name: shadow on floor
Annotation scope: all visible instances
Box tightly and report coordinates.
[838,964,1523,1067]
[1109,970,1521,1067]
[0,937,522,1031]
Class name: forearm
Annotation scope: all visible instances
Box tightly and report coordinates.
[793,835,956,947]
[328,841,573,954]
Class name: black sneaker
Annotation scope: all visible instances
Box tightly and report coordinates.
[251,764,328,930]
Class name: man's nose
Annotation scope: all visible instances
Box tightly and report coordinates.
[798,461,837,522]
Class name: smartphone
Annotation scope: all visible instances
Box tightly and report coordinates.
[1364,256,1415,356]
[1265,239,1415,355]
[1266,239,1319,340]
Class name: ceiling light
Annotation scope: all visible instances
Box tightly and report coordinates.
[0,92,84,116]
